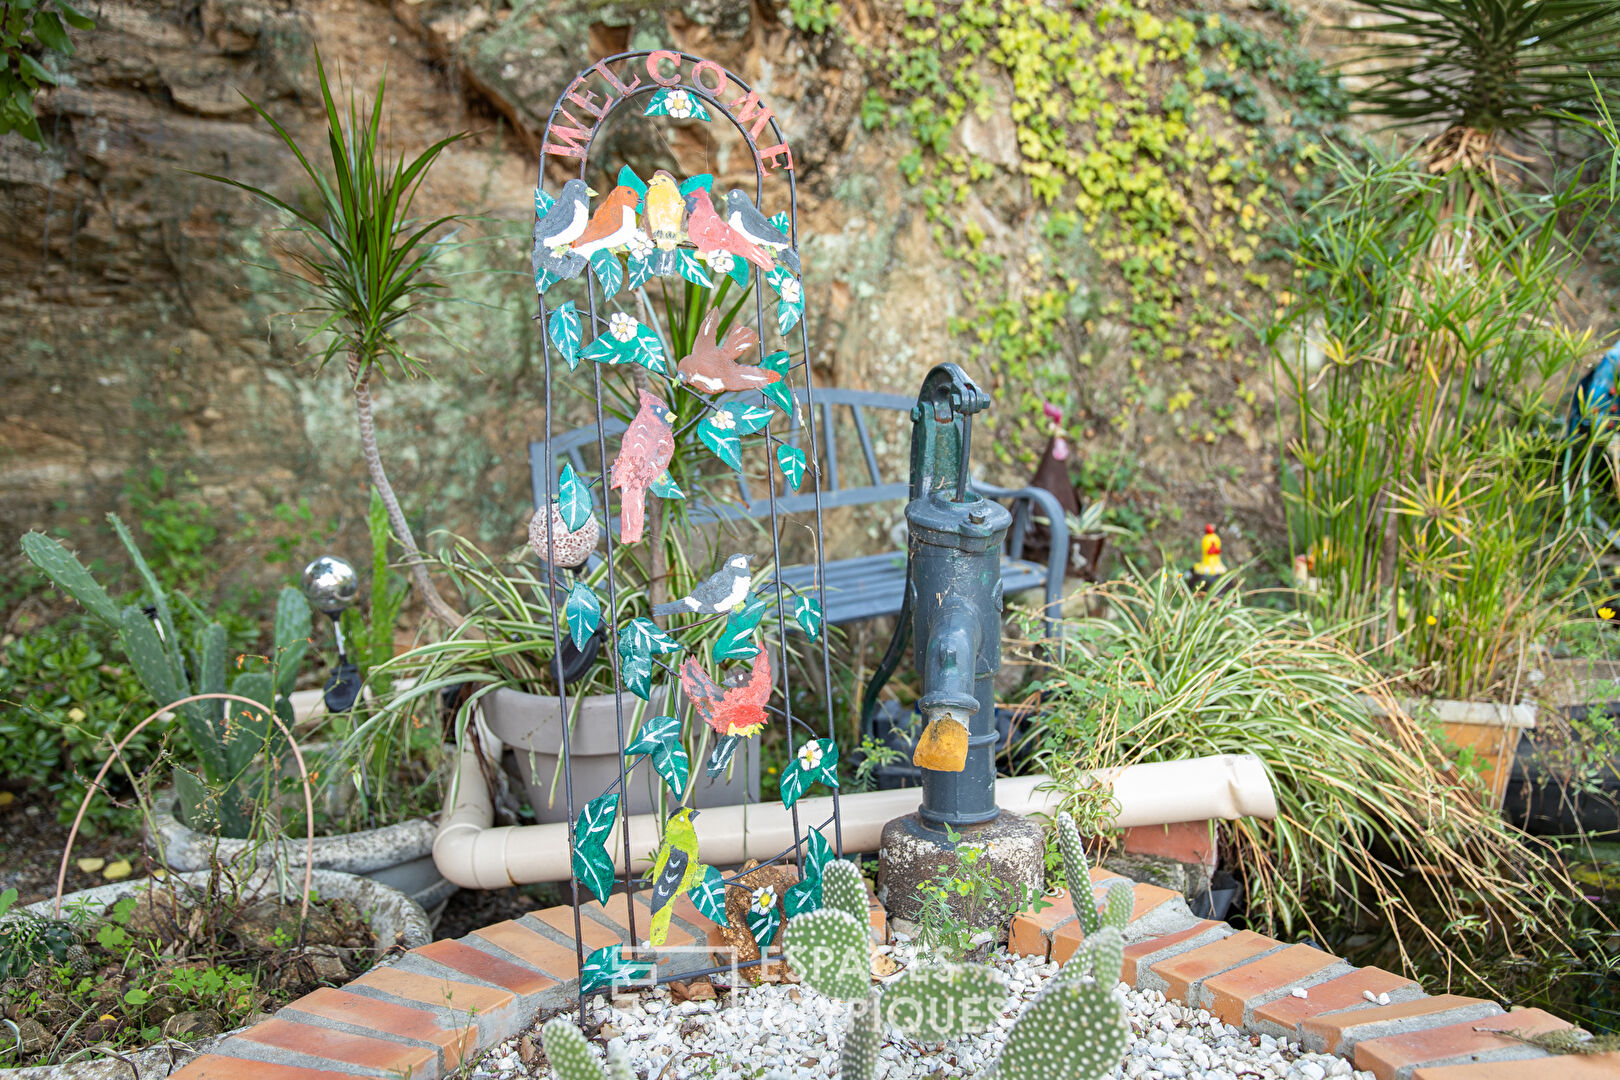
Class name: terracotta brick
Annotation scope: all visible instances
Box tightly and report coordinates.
[171,1058,362,1080]
[868,902,887,943]
[670,891,709,931]
[1090,866,1129,883]
[1355,1008,1571,1079]
[282,987,478,1071]
[349,965,517,1020]
[232,1016,437,1076]
[1010,890,1075,958]
[1122,820,1218,870]
[1302,995,1497,1057]
[1121,920,1227,985]
[1253,966,1420,1034]
[534,904,623,950]
[594,892,696,947]
[1151,930,1283,1000]
[414,938,559,996]
[1129,881,1181,922]
[472,920,584,981]
[1412,1055,1620,1080]
[1201,943,1342,1024]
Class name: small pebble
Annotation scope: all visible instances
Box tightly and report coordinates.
[1291,988,1309,999]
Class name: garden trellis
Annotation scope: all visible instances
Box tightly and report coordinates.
[528,51,844,1009]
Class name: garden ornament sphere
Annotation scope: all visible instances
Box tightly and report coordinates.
[529,503,600,570]
[302,555,360,615]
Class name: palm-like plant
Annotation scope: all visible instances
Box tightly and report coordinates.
[1345,0,1620,145]
[196,50,465,627]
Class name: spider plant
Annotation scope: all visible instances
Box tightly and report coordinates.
[1031,569,1593,991]
[194,49,466,627]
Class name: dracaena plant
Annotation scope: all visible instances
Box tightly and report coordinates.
[194,48,466,628]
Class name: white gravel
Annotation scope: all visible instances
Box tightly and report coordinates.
[466,942,1374,1080]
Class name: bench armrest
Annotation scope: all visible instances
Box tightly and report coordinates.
[971,481,1066,634]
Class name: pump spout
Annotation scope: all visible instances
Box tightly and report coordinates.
[912,598,981,773]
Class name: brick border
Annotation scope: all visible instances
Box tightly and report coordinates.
[161,875,1611,1079]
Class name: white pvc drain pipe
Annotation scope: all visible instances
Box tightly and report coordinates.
[432,721,1278,890]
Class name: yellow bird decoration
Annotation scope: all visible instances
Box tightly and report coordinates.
[643,170,686,251]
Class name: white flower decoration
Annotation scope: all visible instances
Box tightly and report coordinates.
[625,232,654,259]
[608,312,638,342]
[666,89,695,119]
[779,278,802,304]
[797,742,824,771]
[702,249,736,273]
[750,885,776,915]
[709,409,736,431]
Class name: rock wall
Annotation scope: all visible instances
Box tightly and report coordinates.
[1,0,1304,616]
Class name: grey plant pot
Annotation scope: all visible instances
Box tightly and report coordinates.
[482,686,759,824]
[149,790,456,919]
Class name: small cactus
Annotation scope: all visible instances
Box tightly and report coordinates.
[992,965,1130,1080]
[839,992,883,1080]
[880,962,1008,1041]
[1100,878,1133,932]
[1064,925,1125,986]
[1056,812,1099,934]
[821,859,869,924]
[783,908,870,1000]
[541,1017,606,1080]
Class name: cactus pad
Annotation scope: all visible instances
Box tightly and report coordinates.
[784,908,870,1000]
[1056,812,1098,935]
[1063,926,1125,985]
[839,992,883,1080]
[820,859,869,924]
[1101,879,1133,932]
[995,971,1129,1080]
[541,1017,605,1080]
[881,962,1009,1041]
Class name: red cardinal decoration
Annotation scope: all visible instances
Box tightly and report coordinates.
[684,188,774,271]
[610,390,676,544]
[681,644,772,737]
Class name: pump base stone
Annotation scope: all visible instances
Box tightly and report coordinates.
[876,810,1046,926]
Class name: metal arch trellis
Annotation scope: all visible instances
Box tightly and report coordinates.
[529,50,845,1016]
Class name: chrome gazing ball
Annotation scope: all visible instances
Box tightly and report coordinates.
[301,555,359,615]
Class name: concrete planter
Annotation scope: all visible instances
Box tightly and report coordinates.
[149,790,455,918]
[483,686,758,824]
[1361,695,1536,809]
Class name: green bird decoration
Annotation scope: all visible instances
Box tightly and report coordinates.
[646,808,702,948]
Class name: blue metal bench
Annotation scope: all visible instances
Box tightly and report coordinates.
[528,388,1066,634]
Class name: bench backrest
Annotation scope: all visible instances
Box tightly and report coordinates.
[529,387,916,522]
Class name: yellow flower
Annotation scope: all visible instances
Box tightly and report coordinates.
[68,707,86,722]
[1425,615,1437,626]
[1602,607,1616,621]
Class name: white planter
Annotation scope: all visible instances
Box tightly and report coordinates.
[149,791,455,917]
[483,686,759,824]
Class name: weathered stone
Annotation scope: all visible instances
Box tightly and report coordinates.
[162,1010,224,1040]
[876,810,1045,926]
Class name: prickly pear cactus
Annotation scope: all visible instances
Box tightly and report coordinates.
[541,1017,606,1080]
[880,962,1009,1041]
[839,992,883,1080]
[1056,812,1099,935]
[992,963,1130,1080]
[821,859,868,924]
[1101,879,1133,932]
[783,908,870,1001]
[1064,925,1125,985]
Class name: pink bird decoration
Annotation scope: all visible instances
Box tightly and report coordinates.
[610,390,676,544]
[684,188,774,271]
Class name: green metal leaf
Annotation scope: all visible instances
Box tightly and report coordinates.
[617,165,648,212]
[581,335,621,364]
[698,417,743,471]
[679,174,715,195]
[628,325,669,375]
[19,532,118,624]
[649,471,685,500]
[590,249,623,300]
[778,298,804,336]
[548,301,582,369]
[534,186,553,214]
[617,617,679,701]
[557,462,593,531]
[625,255,656,291]
[804,825,834,886]
[572,792,620,903]
[580,943,652,995]
[534,265,561,295]
[768,211,790,233]
[676,249,712,288]
[689,865,727,924]
[759,351,794,414]
[780,739,839,810]
[565,582,601,650]
[777,445,806,491]
[711,596,765,663]
[624,713,689,799]
[784,876,820,919]
[746,889,781,947]
[621,617,681,655]
[793,595,824,641]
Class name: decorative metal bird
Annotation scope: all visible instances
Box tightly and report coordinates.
[644,170,686,250]
[645,807,702,947]
[652,553,754,617]
[675,310,772,395]
[571,185,640,259]
[531,179,594,280]
[682,644,773,777]
[683,188,774,271]
[610,390,676,544]
[723,188,800,274]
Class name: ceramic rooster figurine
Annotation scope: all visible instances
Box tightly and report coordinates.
[610,390,676,544]
[684,188,774,271]
[676,310,773,394]
[1186,524,1228,593]
[681,644,772,776]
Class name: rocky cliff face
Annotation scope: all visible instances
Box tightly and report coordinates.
[2,0,1314,613]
